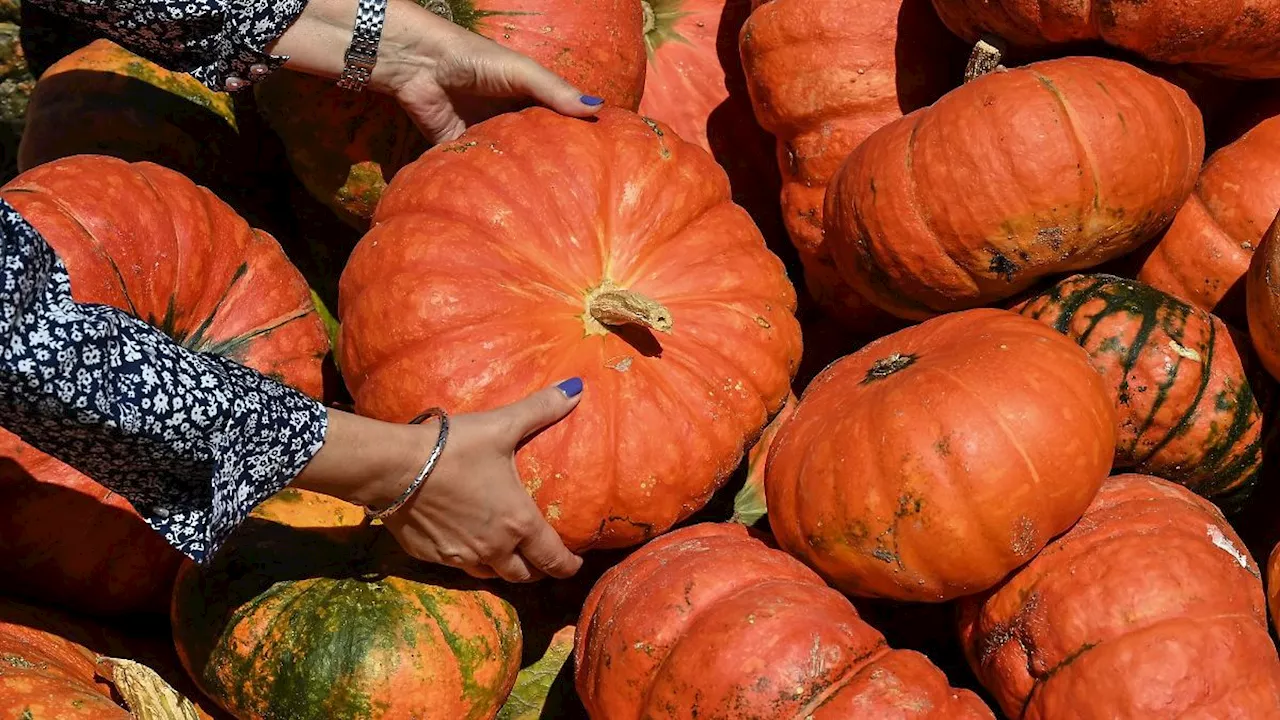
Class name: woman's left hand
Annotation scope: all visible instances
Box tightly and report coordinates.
[269,0,605,143]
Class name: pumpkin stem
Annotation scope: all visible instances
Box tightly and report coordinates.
[96,657,202,720]
[862,353,916,383]
[586,280,673,334]
[965,36,1007,82]
[641,0,657,36]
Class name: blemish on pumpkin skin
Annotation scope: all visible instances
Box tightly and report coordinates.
[1010,516,1037,557]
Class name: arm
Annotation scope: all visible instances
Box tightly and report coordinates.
[27,0,604,142]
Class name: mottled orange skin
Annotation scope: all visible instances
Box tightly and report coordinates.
[932,0,1280,79]
[575,523,994,719]
[259,0,646,228]
[1247,214,1280,382]
[825,57,1204,320]
[0,601,129,720]
[766,309,1118,602]
[739,0,965,332]
[1138,110,1280,323]
[961,474,1280,719]
[339,108,801,551]
[0,428,182,616]
[0,156,326,616]
[17,39,239,181]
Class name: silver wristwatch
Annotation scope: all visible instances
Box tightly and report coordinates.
[337,0,390,92]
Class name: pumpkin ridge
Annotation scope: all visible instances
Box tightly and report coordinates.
[1030,71,1103,217]
[615,202,749,290]
[181,262,249,351]
[219,577,325,713]
[133,162,196,330]
[900,116,973,291]
[190,306,315,359]
[929,362,1045,492]
[407,584,507,716]
[1189,374,1261,493]
[792,639,894,717]
[662,319,777,412]
[1134,311,1217,467]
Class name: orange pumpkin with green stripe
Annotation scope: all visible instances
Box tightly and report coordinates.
[1018,274,1264,508]
[171,489,523,720]
[257,0,647,228]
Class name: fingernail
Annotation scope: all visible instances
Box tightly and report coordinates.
[224,76,247,92]
[556,377,584,398]
[579,95,604,107]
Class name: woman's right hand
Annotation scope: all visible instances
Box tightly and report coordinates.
[293,381,585,582]
[381,381,585,582]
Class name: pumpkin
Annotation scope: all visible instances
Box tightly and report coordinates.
[0,156,327,616]
[930,0,1280,80]
[0,0,33,182]
[257,0,647,229]
[1136,108,1280,323]
[575,523,994,718]
[739,0,965,333]
[1019,274,1264,507]
[17,40,241,182]
[171,489,524,720]
[636,0,780,240]
[1269,541,1280,638]
[338,107,801,551]
[731,390,796,526]
[960,473,1280,718]
[766,308,1117,602]
[825,56,1203,320]
[1247,214,1280,382]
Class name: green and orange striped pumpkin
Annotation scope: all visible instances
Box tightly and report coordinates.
[1018,274,1264,507]
[171,490,523,720]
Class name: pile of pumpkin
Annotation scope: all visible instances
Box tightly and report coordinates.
[6,0,1280,717]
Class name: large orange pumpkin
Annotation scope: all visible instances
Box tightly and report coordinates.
[1019,274,1265,507]
[931,0,1280,79]
[766,308,1117,602]
[961,474,1280,718]
[739,0,965,333]
[575,523,994,719]
[0,156,327,616]
[1137,108,1280,322]
[339,107,800,551]
[1247,214,1280,382]
[171,489,524,720]
[824,56,1204,320]
[258,0,647,229]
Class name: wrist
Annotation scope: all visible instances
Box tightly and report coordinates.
[292,410,440,510]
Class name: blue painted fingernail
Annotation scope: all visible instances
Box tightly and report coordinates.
[580,95,604,107]
[556,377,584,398]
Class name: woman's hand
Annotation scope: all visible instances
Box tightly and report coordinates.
[291,381,585,582]
[269,0,605,143]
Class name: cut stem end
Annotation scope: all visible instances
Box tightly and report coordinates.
[585,281,673,335]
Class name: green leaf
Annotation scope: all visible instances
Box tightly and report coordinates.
[497,626,576,720]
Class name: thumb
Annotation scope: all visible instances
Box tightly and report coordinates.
[519,515,583,579]
[497,377,584,443]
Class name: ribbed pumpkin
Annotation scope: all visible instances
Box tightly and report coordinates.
[1137,109,1280,322]
[575,523,994,719]
[824,56,1204,320]
[171,489,523,720]
[739,0,964,333]
[258,0,646,229]
[766,308,1117,602]
[961,474,1280,718]
[1247,214,1280,382]
[0,156,327,616]
[1019,274,1264,507]
[338,107,801,551]
[931,0,1280,79]
[17,40,240,181]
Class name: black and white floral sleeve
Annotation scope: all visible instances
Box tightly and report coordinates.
[24,0,307,91]
[0,200,328,563]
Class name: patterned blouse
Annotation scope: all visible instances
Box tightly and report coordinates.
[2,0,326,562]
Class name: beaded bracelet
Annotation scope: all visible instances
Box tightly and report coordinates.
[364,407,450,520]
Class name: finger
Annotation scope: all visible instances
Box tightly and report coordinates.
[518,517,583,579]
[494,378,584,444]
[489,552,542,583]
[463,565,498,579]
[502,54,605,117]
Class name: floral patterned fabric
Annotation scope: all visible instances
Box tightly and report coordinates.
[0,0,330,563]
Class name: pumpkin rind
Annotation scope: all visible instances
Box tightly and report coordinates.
[931,0,1280,79]
[0,156,327,616]
[575,523,994,719]
[1019,274,1264,507]
[338,107,801,551]
[739,0,964,333]
[960,473,1280,719]
[1137,109,1280,323]
[766,308,1117,602]
[171,490,523,720]
[1247,214,1280,383]
[258,0,646,229]
[824,56,1204,319]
